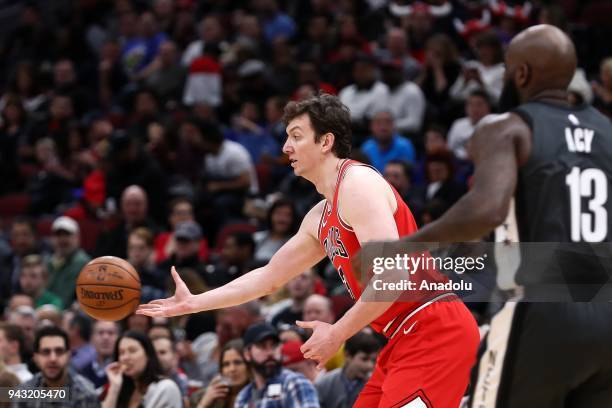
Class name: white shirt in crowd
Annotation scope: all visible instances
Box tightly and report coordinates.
[204,140,259,194]
[450,61,505,102]
[387,81,426,134]
[339,81,390,122]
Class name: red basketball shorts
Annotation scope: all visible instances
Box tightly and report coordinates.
[354,297,480,407]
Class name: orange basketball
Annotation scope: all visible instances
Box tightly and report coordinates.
[76,256,141,321]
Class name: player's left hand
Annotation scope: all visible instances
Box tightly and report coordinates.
[296,320,342,370]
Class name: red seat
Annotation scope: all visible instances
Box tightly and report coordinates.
[78,219,103,254]
[0,193,30,218]
[330,294,353,320]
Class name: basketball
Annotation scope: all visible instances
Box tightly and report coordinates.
[76,256,141,321]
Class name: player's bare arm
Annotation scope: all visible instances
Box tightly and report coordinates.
[404,112,531,243]
[299,166,401,367]
[136,201,326,317]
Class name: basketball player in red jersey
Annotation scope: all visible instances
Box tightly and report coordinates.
[138,94,479,407]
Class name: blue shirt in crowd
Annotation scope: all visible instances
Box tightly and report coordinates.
[361,134,416,172]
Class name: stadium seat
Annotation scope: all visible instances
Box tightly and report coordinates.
[0,193,30,218]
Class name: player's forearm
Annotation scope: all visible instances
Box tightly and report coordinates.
[187,266,276,312]
[332,299,394,341]
[404,191,504,243]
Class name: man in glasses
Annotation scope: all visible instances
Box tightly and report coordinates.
[20,326,99,407]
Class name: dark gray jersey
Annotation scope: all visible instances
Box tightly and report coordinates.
[513,102,612,286]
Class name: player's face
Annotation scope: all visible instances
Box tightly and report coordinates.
[118,337,147,378]
[283,114,323,178]
[35,336,69,382]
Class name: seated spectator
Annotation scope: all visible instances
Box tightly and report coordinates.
[270,270,315,329]
[0,323,32,383]
[424,149,467,211]
[5,295,34,315]
[447,89,492,160]
[226,101,280,165]
[360,110,416,172]
[154,197,209,264]
[380,58,426,137]
[143,40,186,107]
[592,56,612,118]
[181,16,225,67]
[236,322,319,407]
[383,160,425,223]
[152,336,189,398]
[158,221,209,280]
[450,31,505,103]
[67,313,96,372]
[19,254,63,310]
[127,227,167,302]
[339,56,390,140]
[35,304,63,328]
[102,331,182,408]
[302,294,344,372]
[281,340,321,382]
[204,232,256,288]
[7,306,37,348]
[95,185,158,259]
[23,326,99,405]
[125,314,152,335]
[315,331,381,408]
[374,28,421,81]
[47,216,91,308]
[80,321,120,390]
[253,199,298,263]
[0,95,29,194]
[192,339,250,408]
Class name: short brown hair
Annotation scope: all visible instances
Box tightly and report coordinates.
[129,227,154,247]
[282,93,352,158]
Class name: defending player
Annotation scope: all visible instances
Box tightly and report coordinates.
[138,94,479,407]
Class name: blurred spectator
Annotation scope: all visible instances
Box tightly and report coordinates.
[253,199,298,263]
[52,59,92,117]
[380,58,426,136]
[265,96,288,144]
[592,57,612,118]
[155,198,209,264]
[158,220,208,279]
[361,110,416,172]
[1,3,54,64]
[450,31,505,102]
[0,96,30,194]
[376,28,421,81]
[383,160,425,223]
[339,56,390,139]
[302,294,344,372]
[2,61,47,114]
[270,270,315,328]
[203,231,256,288]
[143,40,187,107]
[182,16,226,67]
[35,305,63,329]
[416,34,462,123]
[98,39,129,109]
[47,216,91,308]
[126,314,152,334]
[127,227,167,302]
[102,331,182,408]
[296,15,333,67]
[95,185,158,258]
[424,149,466,211]
[315,331,381,408]
[281,340,320,382]
[67,313,96,372]
[5,295,34,316]
[121,11,169,78]
[23,326,99,406]
[183,46,223,108]
[0,323,32,383]
[152,336,189,397]
[19,254,63,310]
[226,101,280,165]
[192,304,259,386]
[7,306,36,350]
[80,321,120,389]
[236,322,319,407]
[255,0,296,44]
[447,89,492,160]
[192,339,249,408]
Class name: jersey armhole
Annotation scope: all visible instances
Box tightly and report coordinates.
[511,107,533,130]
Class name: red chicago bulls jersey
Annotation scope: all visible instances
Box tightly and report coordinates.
[317,159,448,334]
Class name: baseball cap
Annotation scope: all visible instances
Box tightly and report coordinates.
[52,216,79,235]
[174,221,202,241]
[281,340,305,366]
[243,322,280,347]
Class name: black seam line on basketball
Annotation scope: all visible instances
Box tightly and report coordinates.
[86,262,141,283]
[77,283,140,290]
[80,299,139,310]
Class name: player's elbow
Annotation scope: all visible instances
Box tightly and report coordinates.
[480,202,509,230]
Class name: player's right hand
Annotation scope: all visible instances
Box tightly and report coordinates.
[136,266,194,317]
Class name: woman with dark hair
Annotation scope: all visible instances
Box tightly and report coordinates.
[253,198,298,262]
[102,331,182,408]
[193,339,250,408]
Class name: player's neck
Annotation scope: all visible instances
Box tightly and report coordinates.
[311,157,346,201]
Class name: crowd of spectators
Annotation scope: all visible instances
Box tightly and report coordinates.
[1,0,611,406]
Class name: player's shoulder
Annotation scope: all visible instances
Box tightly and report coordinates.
[301,200,327,231]
[341,163,388,195]
[475,112,531,136]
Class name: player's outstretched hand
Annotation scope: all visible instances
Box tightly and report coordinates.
[136,266,194,317]
[296,320,342,370]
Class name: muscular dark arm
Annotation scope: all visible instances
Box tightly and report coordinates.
[402,113,531,243]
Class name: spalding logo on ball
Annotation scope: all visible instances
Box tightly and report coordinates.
[76,256,141,321]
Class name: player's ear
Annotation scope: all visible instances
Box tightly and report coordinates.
[516,62,531,89]
[321,132,335,153]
